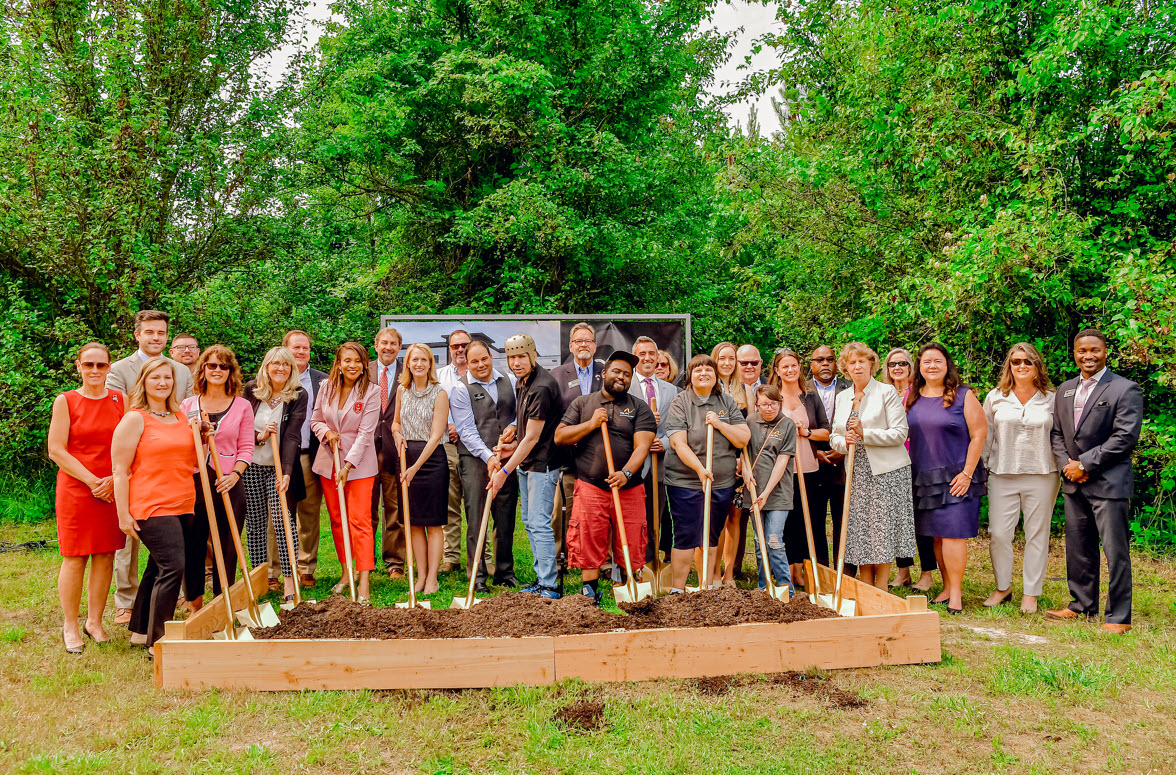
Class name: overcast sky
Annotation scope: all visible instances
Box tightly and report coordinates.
[269,0,782,136]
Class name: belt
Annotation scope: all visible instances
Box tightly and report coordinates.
[300,448,311,456]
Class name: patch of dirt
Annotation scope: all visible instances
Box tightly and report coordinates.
[254,588,838,640]
[551,700,605,731]
[766,671,867,709]
[963,625,1050,645]
[694,675,743,695]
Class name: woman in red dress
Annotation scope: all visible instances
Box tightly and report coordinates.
[48,342,128,653]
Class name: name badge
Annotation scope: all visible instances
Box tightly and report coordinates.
[567,379,580,389]
[1063,389,1076,398]
[472,393,486,400]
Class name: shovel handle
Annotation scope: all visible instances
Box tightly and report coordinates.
[332,445,357,601]
[463,491,494,608]
[740,449,778,599]
[397,445,417,608]
[600,421,639,600]
[190,420,238,640]
[833,443,856,613]
[650,396,661,594]
[700,424,714,590]
[204,423,260,621]
[794,427,821,597]
[269,434,301,606]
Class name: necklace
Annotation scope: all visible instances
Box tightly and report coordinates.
[147,408,171,418]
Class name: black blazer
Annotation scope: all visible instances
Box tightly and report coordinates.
[806,378,846,483]
[369,360,403,472]
[301,368,328,463]
[244,379,309,506]
[549,358,605,413]
[1050,370,1143,500]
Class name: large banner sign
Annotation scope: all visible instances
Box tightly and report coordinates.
[379,314,691,375]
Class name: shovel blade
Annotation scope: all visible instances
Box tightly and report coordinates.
[814,593,856,617]
[280,601,297,612]
[767,585,791,602]
[614,581,653,604]
[234,608,257,628]
[254,602,280,627]
[395,600,432,609]
[449,596,481,610]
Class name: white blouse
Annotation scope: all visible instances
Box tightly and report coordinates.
[983,388,1058,475]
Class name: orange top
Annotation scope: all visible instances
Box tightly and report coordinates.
[128,410,199,521]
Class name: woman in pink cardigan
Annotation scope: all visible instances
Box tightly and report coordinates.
[311,342,381,602]
[179,345,255,604]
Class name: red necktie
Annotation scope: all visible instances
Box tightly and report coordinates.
[379,367,388,412]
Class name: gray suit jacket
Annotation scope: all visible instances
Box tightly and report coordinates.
[1049,370,1143,500]
[628,373,680,479]
[106,353,195,401]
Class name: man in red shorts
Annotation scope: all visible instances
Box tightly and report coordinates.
[554,351,657,605]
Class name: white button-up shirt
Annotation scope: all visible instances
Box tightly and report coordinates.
[983,388,1058,475]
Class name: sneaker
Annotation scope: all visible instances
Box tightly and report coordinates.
[538,586,563,600]
[521,583,542,594]
[580,584,602,607]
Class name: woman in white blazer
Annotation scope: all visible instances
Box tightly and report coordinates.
[829,342,917,590]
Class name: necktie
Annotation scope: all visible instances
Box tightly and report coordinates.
[1073,377,1094,427]
[379,366,388,412]
[644,377,656,403]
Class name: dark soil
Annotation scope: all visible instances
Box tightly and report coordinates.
[694,675,742,695]
[551,700,606,732]
[253,587,838,640]
[766,671,868,709]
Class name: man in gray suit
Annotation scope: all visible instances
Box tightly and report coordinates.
[1046,328,1143,634]
[629,336,680,564]
[104,309,195,624]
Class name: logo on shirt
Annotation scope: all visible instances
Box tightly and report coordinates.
[619,407,635,418]
[353,401,364,414]
[111,393,119,403]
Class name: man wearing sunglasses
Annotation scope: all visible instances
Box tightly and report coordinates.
[435,330,473,573]
[104,309,195,625]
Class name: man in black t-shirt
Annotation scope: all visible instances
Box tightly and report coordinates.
[554,352,657,605]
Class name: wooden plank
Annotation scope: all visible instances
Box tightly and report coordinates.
[158,636,557,691]
[167,563,270,641]
[553,613,941,683]
[811,563,909,616]
[906,595,928,612]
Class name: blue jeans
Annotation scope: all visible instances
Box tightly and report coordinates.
[753,509,792,595]
[517,468,560,589]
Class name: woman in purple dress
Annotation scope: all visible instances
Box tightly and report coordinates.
[906,344,988,614]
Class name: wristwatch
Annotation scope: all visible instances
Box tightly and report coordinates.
[622,469,633,480]
[1077,461,1085,472]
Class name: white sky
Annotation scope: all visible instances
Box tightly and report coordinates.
[267,0,781,136]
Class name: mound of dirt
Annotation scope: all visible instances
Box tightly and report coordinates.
[253,587,838,640]
[552,700,606,731]
[767,671,867,709]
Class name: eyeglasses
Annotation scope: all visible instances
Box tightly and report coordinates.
[205,363,231,372]
[1009,358,1033,367]
[737,359,761,366]
[80,362,110,370]
[810,356,835,363]
[570,338,595,347]
[449,342,469,350]
[173,345,199,351]
[887,361,911,369]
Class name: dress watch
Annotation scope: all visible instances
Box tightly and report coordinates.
[622,469,633,480]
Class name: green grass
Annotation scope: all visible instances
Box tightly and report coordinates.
[0,473,54,526]
[4,499,1176,773]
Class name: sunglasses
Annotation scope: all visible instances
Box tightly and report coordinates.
[738,359,761,366]
[1009,358,1034,367]
[656,362,669,368]
[80,361,110,370]
[887,361,911,369]
[449,342,469,350]
[204,362,232,372]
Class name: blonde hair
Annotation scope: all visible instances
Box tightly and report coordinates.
[881,348,914,386]
[252,347,301,403]
[837,342,880,378]
[656,350,679,383]
[996,342,1053,396]
[710,341,746,409]
[399,343,440,387]
[130,357,182,413]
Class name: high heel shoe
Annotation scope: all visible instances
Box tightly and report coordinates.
[62,627,84,655]
[82,621,109,643]
[983,590,1013,608]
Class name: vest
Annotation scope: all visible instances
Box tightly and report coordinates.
[456,374,516,456]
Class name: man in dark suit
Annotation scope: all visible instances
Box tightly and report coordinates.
[807,344,853,573]
[370,327,405,579]
[1046,329,1143,634]
[547,322,605,567]
[285,330,329,587]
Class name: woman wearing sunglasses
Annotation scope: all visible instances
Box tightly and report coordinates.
[180,345,255,603]
[883,348,937,590]
[655,350,680,387]
[982,343,1059,614]
[47,342,128,653]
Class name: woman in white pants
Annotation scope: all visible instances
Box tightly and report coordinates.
[982,343,1061,614]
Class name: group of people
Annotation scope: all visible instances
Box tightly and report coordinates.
[48,311,1144,655]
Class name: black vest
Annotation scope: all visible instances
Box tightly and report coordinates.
[456,374,516,455]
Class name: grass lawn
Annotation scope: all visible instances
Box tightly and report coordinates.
[2,508,1175,774]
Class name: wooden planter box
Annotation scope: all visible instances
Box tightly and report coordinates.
[154,562,940,690]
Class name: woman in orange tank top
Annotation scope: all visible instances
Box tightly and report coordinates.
[112,357,198,652]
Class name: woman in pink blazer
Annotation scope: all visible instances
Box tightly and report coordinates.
[311,342,381,601]
[179,344,255,602]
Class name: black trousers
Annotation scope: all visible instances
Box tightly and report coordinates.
[896,534,938,573]
[1064,491,1132,624]
[191,468,248,597]
[458,453,519,584]
[784,471,829,568]
[644,474,672,563]
[130,514,192,646]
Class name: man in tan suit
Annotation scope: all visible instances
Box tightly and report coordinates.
[105,310,195,623]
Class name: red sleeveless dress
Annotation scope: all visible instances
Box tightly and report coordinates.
[54,389,127,556]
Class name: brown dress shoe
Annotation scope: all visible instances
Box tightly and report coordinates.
[387,569,405,580]
[440,561,458,574]
[1099,623,1132,635]
[114,608,132,625]
[299,574,315,588]
[267,578,282,592]
[1044,608,1090,621]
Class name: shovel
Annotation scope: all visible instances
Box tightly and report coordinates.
[794,428,824,604]
[187,413,248,641]
[205,425,280,629]
[329,444,358,601]
[268,435,309,610]
[642,396,673,595]
[600,421,652,603]
[740,450,788,601]
[688,424,716,593]
[830,442,857,617]
[451,493,493,610]
[396,445,430,609]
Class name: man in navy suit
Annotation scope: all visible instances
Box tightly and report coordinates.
[285,330,330,587]
[370,327,405,579]
[1046,329,1143,633]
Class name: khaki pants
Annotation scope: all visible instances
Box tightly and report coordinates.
[113,536,139,609]
[295,453,325,577]
[373,450,405,571]
[988,472,1060,597]
[443,442,464,565]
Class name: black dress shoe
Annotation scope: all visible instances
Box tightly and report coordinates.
[474,581,489,594]
[494,576,520,589]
